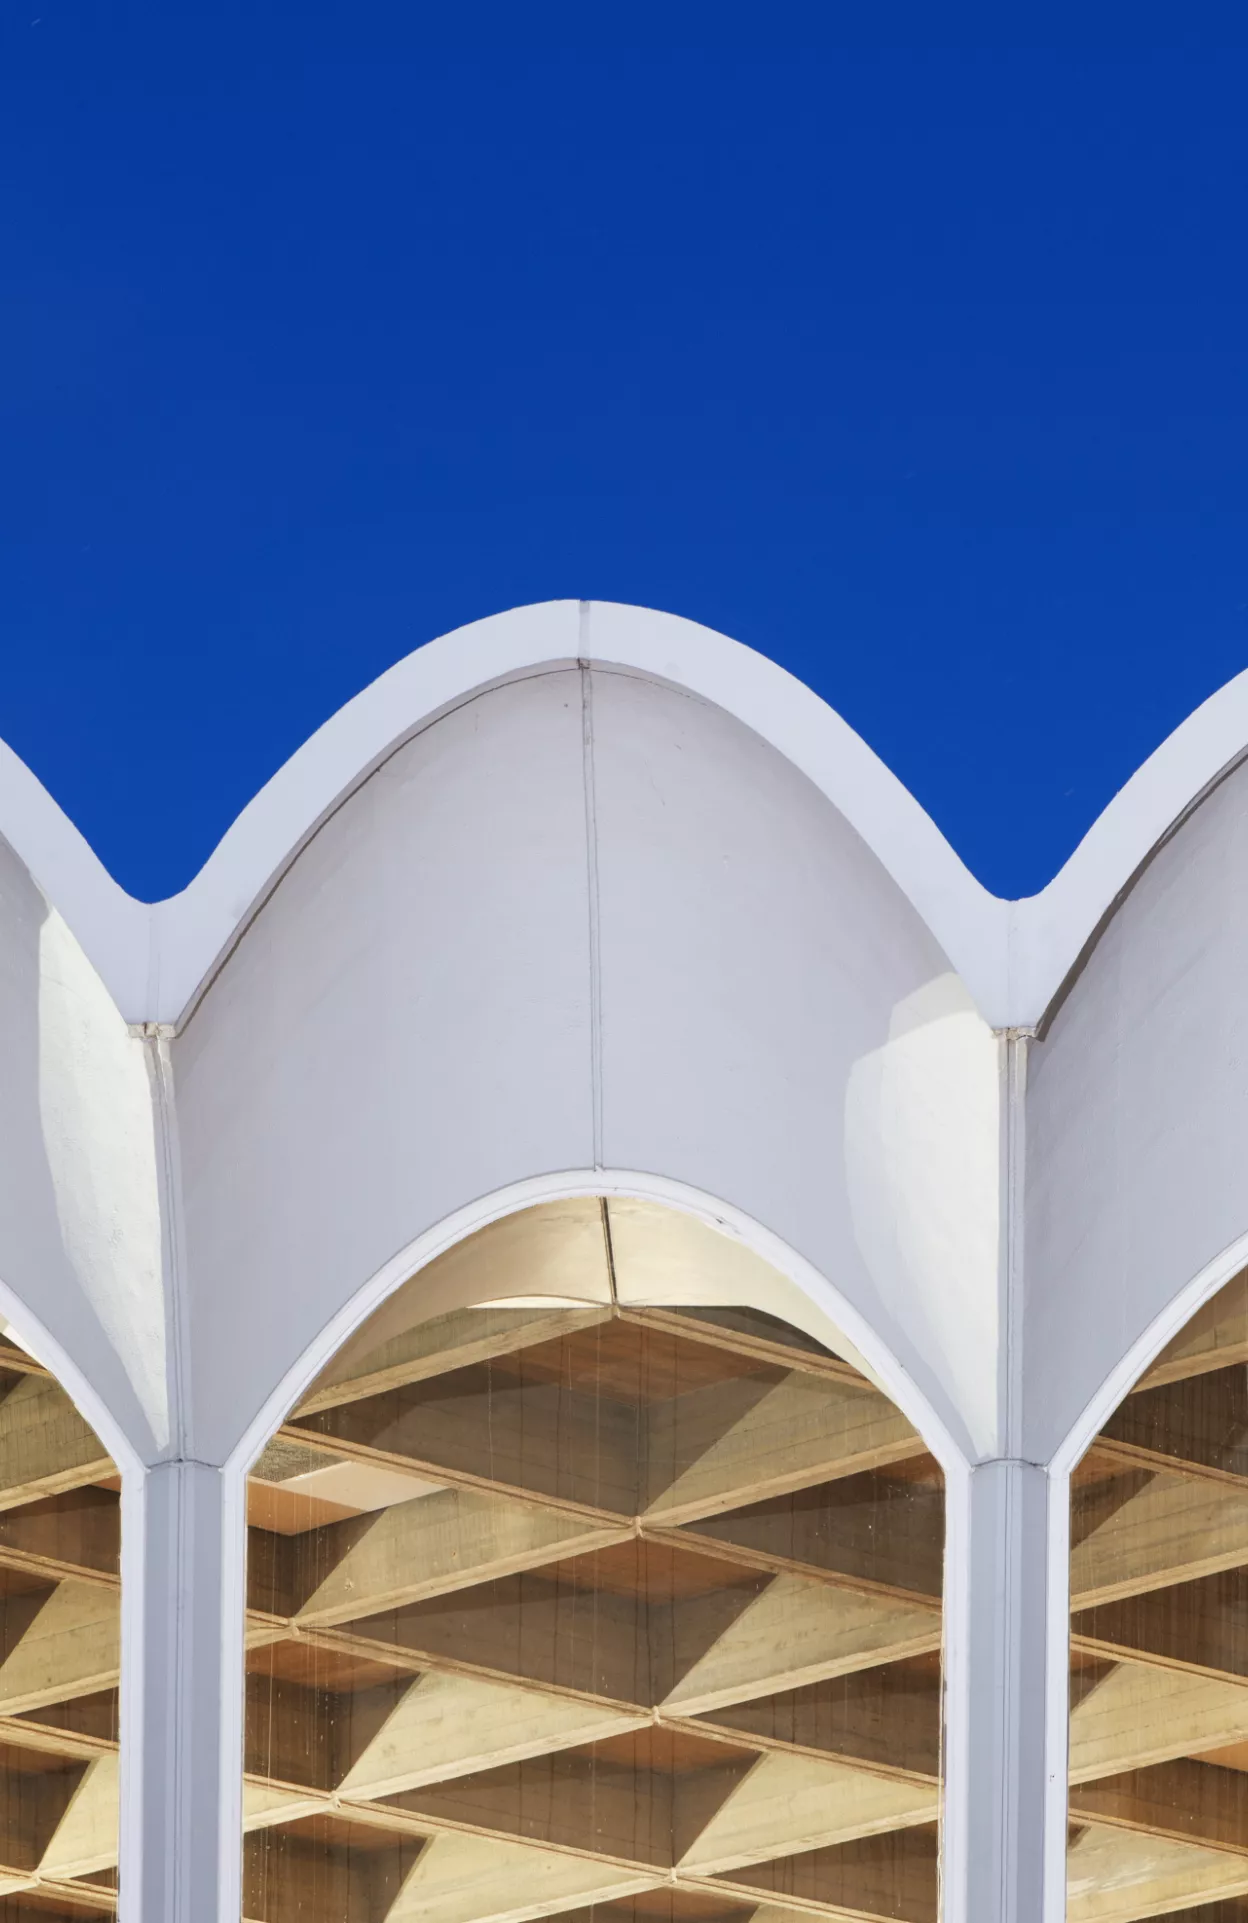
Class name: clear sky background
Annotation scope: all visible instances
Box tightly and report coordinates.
[2,17,1247,902]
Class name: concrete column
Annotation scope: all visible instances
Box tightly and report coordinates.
[126,1458,242,1923]
[943,1458,1059,1923]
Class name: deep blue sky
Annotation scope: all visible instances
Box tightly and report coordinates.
[3,18,1247,902]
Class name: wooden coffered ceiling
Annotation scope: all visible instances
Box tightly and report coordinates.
[241,1285,944,1923]
[1069,1269,1248,1923]
[2,1205,1248,1922]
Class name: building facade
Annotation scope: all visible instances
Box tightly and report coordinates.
[0,600,1245,1923]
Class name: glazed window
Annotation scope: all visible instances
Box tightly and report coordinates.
[243,1200,945,1923]
[1069,1269,1248,1920]
[0,1325,121,1916]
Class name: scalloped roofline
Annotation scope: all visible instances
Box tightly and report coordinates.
[2,598,1246,1032]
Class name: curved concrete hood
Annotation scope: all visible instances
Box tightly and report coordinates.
[0,598,1244,1033]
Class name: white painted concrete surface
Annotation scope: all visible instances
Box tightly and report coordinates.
[0,599,1244,1919]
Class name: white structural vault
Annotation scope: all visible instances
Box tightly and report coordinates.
[0,600,1247,1922]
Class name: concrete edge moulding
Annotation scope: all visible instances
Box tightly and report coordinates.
[0,599,1246,1923]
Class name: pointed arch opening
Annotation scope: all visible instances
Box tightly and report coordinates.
[239,1197,946,1923]
[0,1316,123,1918]
[1067,1262,1248,1920]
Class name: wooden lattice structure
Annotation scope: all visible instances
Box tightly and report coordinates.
[241,1202,946,1923]
[11,1208,1248,1920]
[1068,1270,1248,1921]
[0,1340,120,1916]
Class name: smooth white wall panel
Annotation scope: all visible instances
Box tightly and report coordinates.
[172,670,595,1463]
[0,834,164,1457]
[590,668,1003,1459]
[1025,759,1248,1458]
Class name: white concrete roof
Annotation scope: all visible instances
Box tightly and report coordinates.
[0,599,1242,1032]
[2,600,1244,1923]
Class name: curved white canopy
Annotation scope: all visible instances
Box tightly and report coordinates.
[2,599,1245,1031]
